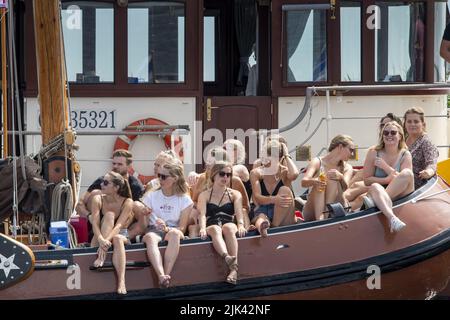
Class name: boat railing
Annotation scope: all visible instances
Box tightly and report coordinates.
[279,83,450,158]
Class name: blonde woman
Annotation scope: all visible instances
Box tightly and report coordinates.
[403,107,439,189]
[362,121,413,232]
[198,162,246,285]
[128,150,180,241]
[141,161,193,289]
[301,135,355,221]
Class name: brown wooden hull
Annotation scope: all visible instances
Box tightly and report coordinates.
[1,176,449,300]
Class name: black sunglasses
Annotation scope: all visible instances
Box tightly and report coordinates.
[383,130,398,137]
[101,179,110,186]
[157,173,170,180]
[218,171,232,178]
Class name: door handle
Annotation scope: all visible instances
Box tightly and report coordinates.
[207,98,212,122]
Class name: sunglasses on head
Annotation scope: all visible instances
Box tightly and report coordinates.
[383,130,398,137]
[218,171,232,178]
[157,173,170,180]
[101,179,110,186]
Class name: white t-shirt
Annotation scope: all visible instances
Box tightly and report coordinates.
[142,190,193,228]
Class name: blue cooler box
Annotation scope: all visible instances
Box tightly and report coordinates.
[49,221,69,248]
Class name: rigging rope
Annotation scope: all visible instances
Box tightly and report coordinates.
[50,179,73,223]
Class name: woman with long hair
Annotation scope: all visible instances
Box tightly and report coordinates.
[89,171,133,293]
[250,139,299,237]
[362,121,413,232]
[403,107,439,189]
[188,147,251,237]
[141,161,193,289]
[301,135,355,221]
[198,162,246,285]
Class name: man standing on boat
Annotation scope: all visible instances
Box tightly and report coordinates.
[75,149,144,218]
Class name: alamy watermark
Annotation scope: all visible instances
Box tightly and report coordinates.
[366,264,381,290]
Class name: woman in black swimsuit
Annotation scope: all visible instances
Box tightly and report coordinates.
[89,171,133,294]
[198,162,246,285]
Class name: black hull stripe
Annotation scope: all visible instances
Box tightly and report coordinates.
[50,228,450,300]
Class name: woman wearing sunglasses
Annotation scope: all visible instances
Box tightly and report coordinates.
[301,135,355,221]
[362,121,414,233]
[251,139,299,237]
[403,107,439,189]
[197,162,246,285]
[89,171,133,293]
[189,147,251,238]
[140,161,193,289]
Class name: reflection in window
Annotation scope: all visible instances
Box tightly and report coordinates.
[435,1,447,82]
[128,2,185,84]
[62,2,114,83]
[341,1,361,82]
[204,16,216,82]
[286,9,327,82]
[375,1,425,82]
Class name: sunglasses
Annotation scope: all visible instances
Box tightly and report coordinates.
[348,147,355,154]
[101,179,111,186]
[157,173,170,181]
[383,130,398,137]
[218,171,232,178]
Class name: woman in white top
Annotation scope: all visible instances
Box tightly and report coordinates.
[141,161,193,289]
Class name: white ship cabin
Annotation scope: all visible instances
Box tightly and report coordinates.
[15,0,450,194]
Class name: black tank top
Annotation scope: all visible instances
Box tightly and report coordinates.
[260,179,284,196]
[206,188,235,219]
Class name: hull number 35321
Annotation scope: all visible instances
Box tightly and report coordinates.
[70,109,116,130]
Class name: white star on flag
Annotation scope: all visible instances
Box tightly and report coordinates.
[0,254,20,278]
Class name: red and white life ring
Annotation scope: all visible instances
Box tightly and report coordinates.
[113,117,184,185]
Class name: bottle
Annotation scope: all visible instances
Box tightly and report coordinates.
[318,166,327,192]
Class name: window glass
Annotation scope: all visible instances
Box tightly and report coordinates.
[375,1,425,82]
[204,16,216,82]
[340,1,361,82]
[286,9,327,82]
[62,2,114,83]
[128,1,185,84]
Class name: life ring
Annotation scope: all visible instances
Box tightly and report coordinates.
[113,117,184,185]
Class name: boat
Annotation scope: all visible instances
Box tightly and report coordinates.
[1,0,450,299]
[0,175,449,299]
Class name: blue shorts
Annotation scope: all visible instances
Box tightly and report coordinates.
[253,204,275,221]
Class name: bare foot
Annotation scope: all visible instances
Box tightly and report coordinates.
[159,274,171,289]
[117,281,127,295]
[259,220,270,237]
[93,248,106,267]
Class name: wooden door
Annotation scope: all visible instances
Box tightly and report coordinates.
[202,96,273,166]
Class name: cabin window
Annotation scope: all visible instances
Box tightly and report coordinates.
[340,1,361,82]
[127,1,185,84]
[285,7,328,82]
[374,1,426,82]
[61,2,114,83]
[204,15,216,82]
[435,0,447,82]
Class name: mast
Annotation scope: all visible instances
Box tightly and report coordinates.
[32,0,78,221]
[32,0,69,145]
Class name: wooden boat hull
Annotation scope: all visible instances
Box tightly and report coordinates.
[1,176,449,300]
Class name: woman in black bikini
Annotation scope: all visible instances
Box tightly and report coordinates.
[89,171,133,293]
[198,162,247,285]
